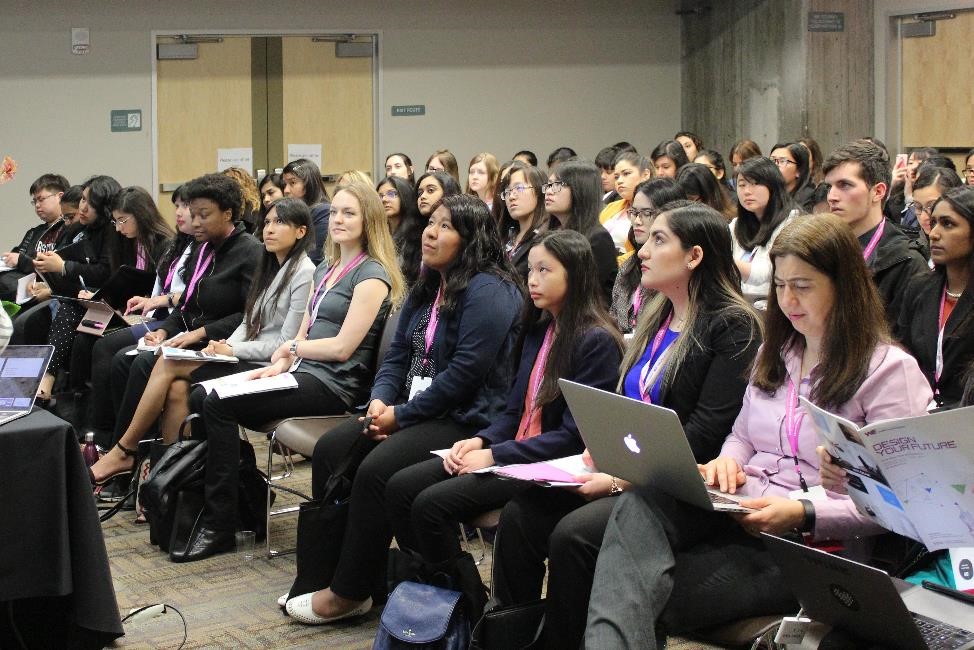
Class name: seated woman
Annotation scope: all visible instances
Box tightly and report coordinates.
[677,162,735,222]
[543,161,618,304]
[282,158,330,264]
[770,141,815,212]
[384,152,415,186]
[608,178,684,334]
[498,163,548,282]
[910,164,962,236]
[94,174,262,477]
[374,174,421,285]
[584,214,932,649]
[491,203,762,649]
[425,149,460,185]
[258,172,285,219]
[897,186,974,408]
[283,194,523,624]
[174,183,406,562]
[599,152,653,261]
[410,171,462,282]
[465,152,499,210]
[32,175,122,403]
[385,229,623,576]
[650,140,690,179]
[731,156,801,301]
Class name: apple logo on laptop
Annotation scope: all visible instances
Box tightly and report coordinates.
[624,434,641,454]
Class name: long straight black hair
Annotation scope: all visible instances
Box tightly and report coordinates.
[733,156,798,250]
[519,230,623,407]
[377,175,421,284]
[243,197,313,339]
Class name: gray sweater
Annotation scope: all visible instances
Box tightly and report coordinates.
[226,253,315,362]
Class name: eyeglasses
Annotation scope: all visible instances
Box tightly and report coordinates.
[501,184,533,200]
[541,181,567,194]
[29,194,57,206]
[379,190,399,200]
[963,168,974,176]
[909,201,937,216]
[625,207,659,221]
[770,157,797,167]
[111,215,133,228]
[427,166,444,173]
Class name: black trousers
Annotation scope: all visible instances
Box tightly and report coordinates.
[310,415,477,601]
[386,457,532,564]
[86,328,140,439]
[187,371,348,532]
[110,350,157,446]
[492,488,618,650]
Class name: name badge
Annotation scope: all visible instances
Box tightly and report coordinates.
[409,376,433,400]
[789,484,828,502]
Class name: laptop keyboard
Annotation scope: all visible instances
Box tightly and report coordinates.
[708,492,740,505]
[912,612,974,649]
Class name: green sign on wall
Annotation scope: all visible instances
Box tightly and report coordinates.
[110,109,142,132]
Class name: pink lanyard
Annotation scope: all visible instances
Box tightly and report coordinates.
[307,252,367,333]
[862,219,886,262]
[785,377,810,492]
[631,288,643,317]
[934,286,950,401]
[181,243,213,310]
[519,323,556,437]
[638,312,673,402]
[424,287,444,365]
[135,244,147,270]
[163,253,181,292]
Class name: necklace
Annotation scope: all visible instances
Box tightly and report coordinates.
[946,288,963,299]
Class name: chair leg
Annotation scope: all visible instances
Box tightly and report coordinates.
[265,430,276,558]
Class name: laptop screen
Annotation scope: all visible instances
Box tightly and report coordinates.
[0,345,54,410]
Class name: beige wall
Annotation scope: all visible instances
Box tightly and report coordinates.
[0,0,681,245]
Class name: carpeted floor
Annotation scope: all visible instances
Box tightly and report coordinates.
[102,435,729,649]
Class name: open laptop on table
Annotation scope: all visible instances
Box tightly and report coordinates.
[558,379,754,513]
[0,345,55,426]
[763,533,974,649]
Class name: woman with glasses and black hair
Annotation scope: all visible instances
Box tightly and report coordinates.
[543,160,618,304]
[896,186,974,409]
[609,178,685,334]
[910,165,962,235]
[499,163,550,281]
[283,194,522,624]
[376,174,423,286]
[283,158,330,265]
[731,157,801,300]
[963,150,974,186]
[770,141,815,212]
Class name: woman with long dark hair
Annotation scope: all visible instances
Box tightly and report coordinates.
[283,158,330,264]
[406,170,462,284]
[425,149,460,185]
[677,162,735,221]
[731,156,800,299]
[89,195,314,486]
[586,214,930,648]
[384,152,415,186]
[385,229,623,573]
[284,194,523,624]
[499,163,548,281]
[376,174,422,282]
[897,186,974,408]
[650,140,690,179]
[543,160,618,303]
[492,203,762,649]
[599,152,653,259]
[609,178,685,333]
[770,141,814,212]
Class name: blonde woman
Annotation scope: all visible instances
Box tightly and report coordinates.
[466,152,500,210]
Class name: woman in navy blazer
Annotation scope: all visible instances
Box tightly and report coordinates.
[384,230,623,571]
[896,186,974,407]
[284,194,523,625]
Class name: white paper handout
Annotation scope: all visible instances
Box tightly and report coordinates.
[196,368,298,398]
[15,273,35,304]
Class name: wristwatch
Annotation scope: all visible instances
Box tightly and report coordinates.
[167,293,176,308]
[797,498,816,533]
[289,340,299,356]
[609,476,623,495]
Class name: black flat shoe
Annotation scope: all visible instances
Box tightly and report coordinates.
[171,527,234,563]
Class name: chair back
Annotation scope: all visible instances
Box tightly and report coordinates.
[375,308,401,372]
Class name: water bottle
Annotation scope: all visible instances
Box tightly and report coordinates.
[82,432,100,467]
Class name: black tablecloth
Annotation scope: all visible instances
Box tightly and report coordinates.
[0,408,123,648]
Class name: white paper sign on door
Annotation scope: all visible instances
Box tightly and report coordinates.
[287,144,323,169]
[217,147,254,175]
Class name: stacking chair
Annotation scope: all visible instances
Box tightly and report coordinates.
[259,308,401,557]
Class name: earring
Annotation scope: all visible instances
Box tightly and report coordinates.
[687,263,692,270]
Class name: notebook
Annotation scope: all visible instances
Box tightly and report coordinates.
[0,345,55,426]
[763,533,974,649]
[558,379,754,513]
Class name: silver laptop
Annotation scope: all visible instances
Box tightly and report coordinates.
[0,345,55,426]
[559,379,753,513]
[763,533,974,650]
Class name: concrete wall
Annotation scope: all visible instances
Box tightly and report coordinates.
[0,0,682,245]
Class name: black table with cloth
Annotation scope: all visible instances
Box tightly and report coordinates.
[0,408,124,649]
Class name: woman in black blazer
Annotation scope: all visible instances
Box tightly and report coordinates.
[542,160,618,304]
[498,163,548,283]
[490,203,762,650]
[896,186,974,408]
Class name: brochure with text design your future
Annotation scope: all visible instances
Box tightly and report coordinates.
[801,398,974,551]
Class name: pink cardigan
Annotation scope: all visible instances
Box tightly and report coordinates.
[720,343,932,541]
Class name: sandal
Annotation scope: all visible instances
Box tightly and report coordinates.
[35,389,54,408]
[88,442,137,486]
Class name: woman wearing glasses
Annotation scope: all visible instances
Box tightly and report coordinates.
[769,141,815,212]
[498,163,549,281]
[375,175,423,285]
[609,178,685,334]
[731,157,800,301]
[424,149,460,185]
[910,165,962,235]
[963,149,974,186]
[543,161,618,304]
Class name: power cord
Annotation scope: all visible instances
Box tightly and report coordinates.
[121,603,188,649]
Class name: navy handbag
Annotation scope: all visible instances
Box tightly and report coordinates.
[372,581,470,650]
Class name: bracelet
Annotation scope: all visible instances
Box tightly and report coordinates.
[289,339,299,357]
[609,476,623,495]
[797,498,816,533]
[167,293,175,308]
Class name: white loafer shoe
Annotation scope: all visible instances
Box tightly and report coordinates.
[285,593,372,625]
[277,592,290,608]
